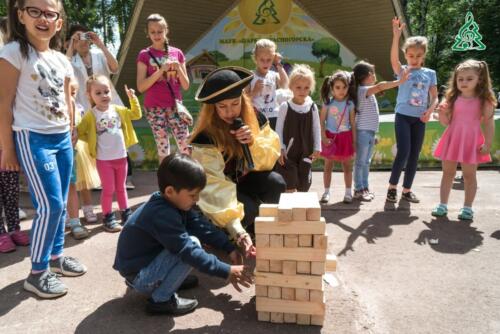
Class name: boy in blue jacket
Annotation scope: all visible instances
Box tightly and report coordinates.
[113,153,252,315]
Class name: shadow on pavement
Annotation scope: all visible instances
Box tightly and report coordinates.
[414,218,483,254]
[332,209,418,256]
[491,230,500,240]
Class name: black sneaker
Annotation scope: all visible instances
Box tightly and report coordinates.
[103,212,122,232]
[49,256,87,277]
[24,271,68,299]
[402,191,420,203]
[179,275,198,290]
[386,189,397,203]
[146,293,198,315]
[120,208,133,225]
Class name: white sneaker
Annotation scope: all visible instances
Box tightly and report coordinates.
[83,207,98,223]
[343,194,353,203]
[19,209,27,220]
[320,192,330,204]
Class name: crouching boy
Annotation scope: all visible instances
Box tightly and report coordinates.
[113,153,252,315]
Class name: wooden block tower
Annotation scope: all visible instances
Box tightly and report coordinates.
[255,192,337,326]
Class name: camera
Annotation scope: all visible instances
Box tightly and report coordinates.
[79,32,91,41]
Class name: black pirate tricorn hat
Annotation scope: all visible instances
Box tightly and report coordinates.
[195,66,253,104]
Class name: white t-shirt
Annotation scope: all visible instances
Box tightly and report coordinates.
[0,42,73,134]
[92,106,126,160]
[250,70,280,119]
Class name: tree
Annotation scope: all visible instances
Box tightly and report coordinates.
[208,50,228,62]
[311,37,341,77]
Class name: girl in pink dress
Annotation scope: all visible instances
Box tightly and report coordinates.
[432,60,496,220]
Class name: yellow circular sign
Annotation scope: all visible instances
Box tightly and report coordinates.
[239,0,292,34]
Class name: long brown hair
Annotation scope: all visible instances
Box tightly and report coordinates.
[445,59,496,120]
[190,94,259,161]
[320,70,352,104]
[8,0,65,58]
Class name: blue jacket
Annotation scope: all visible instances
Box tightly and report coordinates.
[113,192,235,279]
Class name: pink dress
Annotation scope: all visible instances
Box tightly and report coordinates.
[434,96,491,164]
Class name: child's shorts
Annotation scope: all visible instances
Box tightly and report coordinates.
[320,130,355,161]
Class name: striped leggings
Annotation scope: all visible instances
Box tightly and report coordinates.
[14,130,73,271]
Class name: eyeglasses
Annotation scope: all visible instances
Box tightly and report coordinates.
[22,7,60,22]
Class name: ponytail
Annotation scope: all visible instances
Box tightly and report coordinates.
[320,76,333,105]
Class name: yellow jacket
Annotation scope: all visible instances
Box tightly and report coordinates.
[191,117,280,239]
[77,97,142,159]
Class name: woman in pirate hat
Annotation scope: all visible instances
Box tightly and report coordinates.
[190,66,285,256]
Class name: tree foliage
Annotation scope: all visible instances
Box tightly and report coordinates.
[311,37,341,77]
[403,0,499,90]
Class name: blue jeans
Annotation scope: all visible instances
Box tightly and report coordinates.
[354,130,376,190]
[389,113,426,189]
[132,236,199,302]
[14,130,73,271]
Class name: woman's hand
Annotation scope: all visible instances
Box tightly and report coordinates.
[230,125,254,145]
[392,17,405,37]
[236,232,256,258]
[0,149,19,172]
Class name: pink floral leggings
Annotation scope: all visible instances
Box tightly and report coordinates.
[145,107,190,159]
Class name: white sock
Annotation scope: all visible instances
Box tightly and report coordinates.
[439,203,448,209]
[82,205,93,212]
[323,188,330,194]
[345,188,352,196]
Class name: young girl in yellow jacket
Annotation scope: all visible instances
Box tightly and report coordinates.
[77,75,141,232]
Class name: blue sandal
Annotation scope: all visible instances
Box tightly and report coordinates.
[431,204,448,217]
[458,207,474,221]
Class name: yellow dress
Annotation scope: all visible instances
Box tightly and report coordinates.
[74,103,101,191]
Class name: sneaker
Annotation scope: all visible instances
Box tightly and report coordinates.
[24,271,68,298]
[402,191,420,203]
[458,207,474,221]
[83,206,98,223]
[319,192,330,204]
[49,256,87,277]
[103,212,122,232]
[146,293,198,315]
[353,190,363,199]
[126,177,135,190]
[120,208,133,225]
[179,275,199,290]
[454,175,464,183]
[19,209,27,220]
[364,188,375,200]
[386,189,397,203]
[0,233,16,253]
[68,219,89,240]
[343,194,353,204]
[11,230,30,246]
[431,204,448,217]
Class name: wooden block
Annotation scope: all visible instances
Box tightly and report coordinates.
[258,311,270,322]
[311,261,325,275]
[313,234,328,249]
[255,217,326,235]
[326,254,337,272]
[255,272,324,290]
[284,234,298,248]
[269,234,283,248]
[255,234,270,248]
[309,290,324,303]
[292,207,307,221]
[256,297,325,316]
[259,204,278,217]
[306,208,321,221]
[284,313,297,323]
[310,315,325,326]
[282,261,297,275]
[299,234,312,247]
[296,261,310,274]
[282,287,295,300]
[256,259,270,272]
[257,247,327,262]
[269,260,283,273]
[297,314,311,325]
[268,286,281,299]
[270,312,284,323]
[278,208,293,222]
[295,288,310,301]
[255,285,268,297]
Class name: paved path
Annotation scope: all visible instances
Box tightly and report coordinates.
[1,171,499,333]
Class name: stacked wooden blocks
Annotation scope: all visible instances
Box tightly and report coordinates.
[255,192,337,326]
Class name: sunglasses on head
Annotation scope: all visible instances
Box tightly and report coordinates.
[22,6,60,22]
